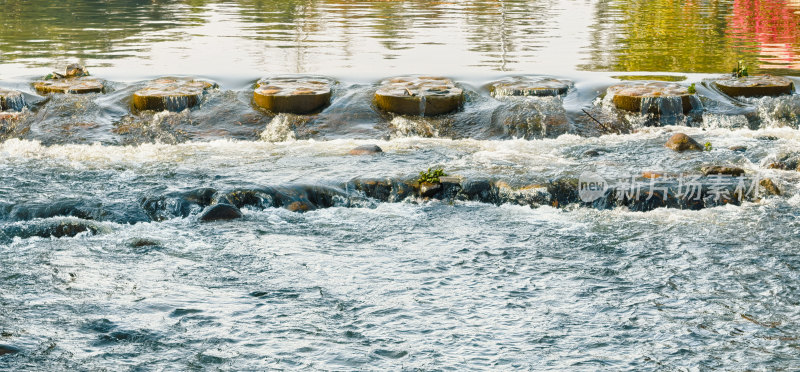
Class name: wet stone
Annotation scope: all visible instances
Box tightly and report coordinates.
[0,88,25,112]
[286,201,314,213]
[714,75,794,98]
[607,81,697,114]
[199,203,243,222]
[375,76,463,116]
[729,146,747,152]
[133,78,216,112]
[665,133,703,152]
[253,77,332,114]
[760,178,781,196]
[34,77,104,95]
[701,166,745,177]
[488,76,570,97]
[417,181,442,198]
[0,344,20,356]
[348,144,383,155]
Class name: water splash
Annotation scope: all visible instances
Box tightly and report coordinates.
[260,114,308,142]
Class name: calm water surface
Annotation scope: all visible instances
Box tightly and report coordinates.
[1,1,800,371]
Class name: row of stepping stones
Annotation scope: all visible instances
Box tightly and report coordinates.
[1,65,795,117]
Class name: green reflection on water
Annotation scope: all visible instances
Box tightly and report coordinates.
[0,0,798,74]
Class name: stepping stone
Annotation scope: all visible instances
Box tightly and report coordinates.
[714,75,794,98]
[607,81,697,114]
[33,77,104,94]
[488,76,570,97]
[133,78,216,112]
[375,76,463,116]
[253,77,332,114]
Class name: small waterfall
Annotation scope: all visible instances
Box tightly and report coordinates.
[639,95,683,116]
[163,94,198,112]
[418,93,427,117]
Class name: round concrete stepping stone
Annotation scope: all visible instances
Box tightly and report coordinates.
[375,76,463,116]
[253,77,332,114]
[133,78,216,112]
[0,88,25,111]
[488,76,570,97]
[607,81,696,114]
[714,75,794,98]
[33,77,104,95]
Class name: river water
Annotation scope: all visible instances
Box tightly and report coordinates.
[1,0,800,370]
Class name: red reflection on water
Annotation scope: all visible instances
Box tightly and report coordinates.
[728,0,800,69]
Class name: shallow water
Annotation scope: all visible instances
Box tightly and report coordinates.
[2,0,800,371]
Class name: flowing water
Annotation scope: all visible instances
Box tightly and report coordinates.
[2,0,800,370]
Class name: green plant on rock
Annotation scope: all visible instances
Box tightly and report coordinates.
[704,141,712,151]
[687,83,696,94]
[732,60,749,78]
[418,167,447,184]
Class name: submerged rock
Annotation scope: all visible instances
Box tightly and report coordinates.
[129,238,161,248]
[349,144,383,155]
[665,133,703,152]
[375,76,463,116]
[1,218,106,242]
[0,344,20,356]
[488,76,570,97]
[701,166,745,177]
[199,204,243,222]
[729,146,747,152]
[286,201,314,212]
[141,187,216,221]
[253,76,332,114]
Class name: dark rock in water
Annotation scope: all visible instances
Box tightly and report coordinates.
[729,146,747,152]
[459,180,498,204]
[757,135,779,141]
[418,181,442,198]
[349,179,394,201]
[129,238,161,248]
[199,204,243,222]
[8,199,148,225]
[665,133,702,152]
[760,178,781,196]
[0,344,20,356]
[141,187,216,221]
[583,149,601,157]
[218,188,277,209]
[547,178,579,207]
[349,144,383,155]
[2,219,106,242]
[701,166,745,177]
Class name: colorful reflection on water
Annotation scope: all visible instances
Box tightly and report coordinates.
[0,0,798,78]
